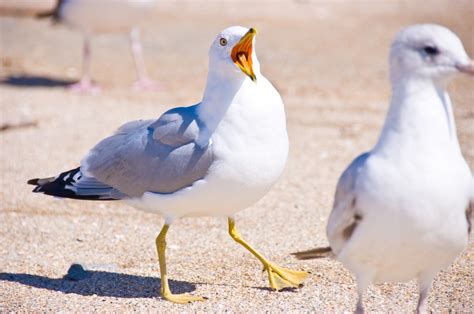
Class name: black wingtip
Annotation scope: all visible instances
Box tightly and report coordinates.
[27,167,118,201]
[32,185,44,193]
[28,177,47,192]
[27,176,55,187]
[27,178,40,186]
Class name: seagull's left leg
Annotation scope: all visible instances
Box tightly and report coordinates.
[155,223,206,303]
[227,217,308,290]
[354,273,373,314]
[129,27,161,91]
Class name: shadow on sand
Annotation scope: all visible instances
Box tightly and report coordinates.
[0,270,196,298]
[0,75,75,88]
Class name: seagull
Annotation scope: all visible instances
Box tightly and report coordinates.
[28,26,308,303]
[37,0,159,93]
[293,24,473,313]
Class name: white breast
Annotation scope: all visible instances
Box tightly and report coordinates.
[206,78,288,210]
[340,150,471,283]
[128,77,289,219]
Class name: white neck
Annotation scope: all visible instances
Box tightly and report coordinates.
[374,75,460,154]
[198,71,245,127]
[197,49,262,130]
[193,68,249,147]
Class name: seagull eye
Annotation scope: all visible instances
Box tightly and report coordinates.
[423,46,439,56]
[219,38,228,46]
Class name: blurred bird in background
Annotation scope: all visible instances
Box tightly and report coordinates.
[37,0,159,93]
[294,24,474,313]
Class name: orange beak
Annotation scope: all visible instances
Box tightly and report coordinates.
[231,28,257,82]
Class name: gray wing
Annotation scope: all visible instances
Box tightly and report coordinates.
[326,152,369,255]
[81,104,213,197]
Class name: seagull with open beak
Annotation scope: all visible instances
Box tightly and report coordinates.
[28,26,307,303]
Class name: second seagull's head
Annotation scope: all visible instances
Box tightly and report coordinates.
[208,26,260,83]
[389,24,473,84]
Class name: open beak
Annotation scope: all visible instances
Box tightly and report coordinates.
[456,60,474,76]
[231,28,257,82]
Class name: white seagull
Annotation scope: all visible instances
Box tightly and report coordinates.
[294,24,473,312]
[28,26,308,303]
[38,0,158,93]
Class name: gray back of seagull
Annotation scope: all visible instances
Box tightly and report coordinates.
[81,104,213,197]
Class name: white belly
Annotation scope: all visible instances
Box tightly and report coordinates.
[127,135,288,219]
[60,0,156,33]
[339,153,471,283]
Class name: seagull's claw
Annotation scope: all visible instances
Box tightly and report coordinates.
[162,292,207,304]
[265,263,308,290]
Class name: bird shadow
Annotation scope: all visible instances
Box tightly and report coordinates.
[0,74,75,88]
[0,270,196,298]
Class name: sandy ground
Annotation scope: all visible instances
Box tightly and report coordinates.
[0,0,473,312]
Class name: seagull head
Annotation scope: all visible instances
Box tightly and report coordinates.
[389,24,473,83]
[208,26,259,82]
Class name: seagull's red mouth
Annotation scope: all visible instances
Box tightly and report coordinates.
[231,28,257,82]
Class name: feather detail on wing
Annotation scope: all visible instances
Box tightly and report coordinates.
[81,104,214,197]
[28,167,123,200]
[326,152,369,255]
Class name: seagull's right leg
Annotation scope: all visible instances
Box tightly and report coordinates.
[355,274,371,314]
[355,288,365,314]
[68,35,100,94]
[416,275,433,314]
[227,218,308,290]
[155,223,205,303]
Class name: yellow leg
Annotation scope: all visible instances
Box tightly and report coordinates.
[156,224,205,303]
[228,218,308,290]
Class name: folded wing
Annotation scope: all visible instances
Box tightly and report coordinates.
[327,152,369,255]
[81,104,213,198]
